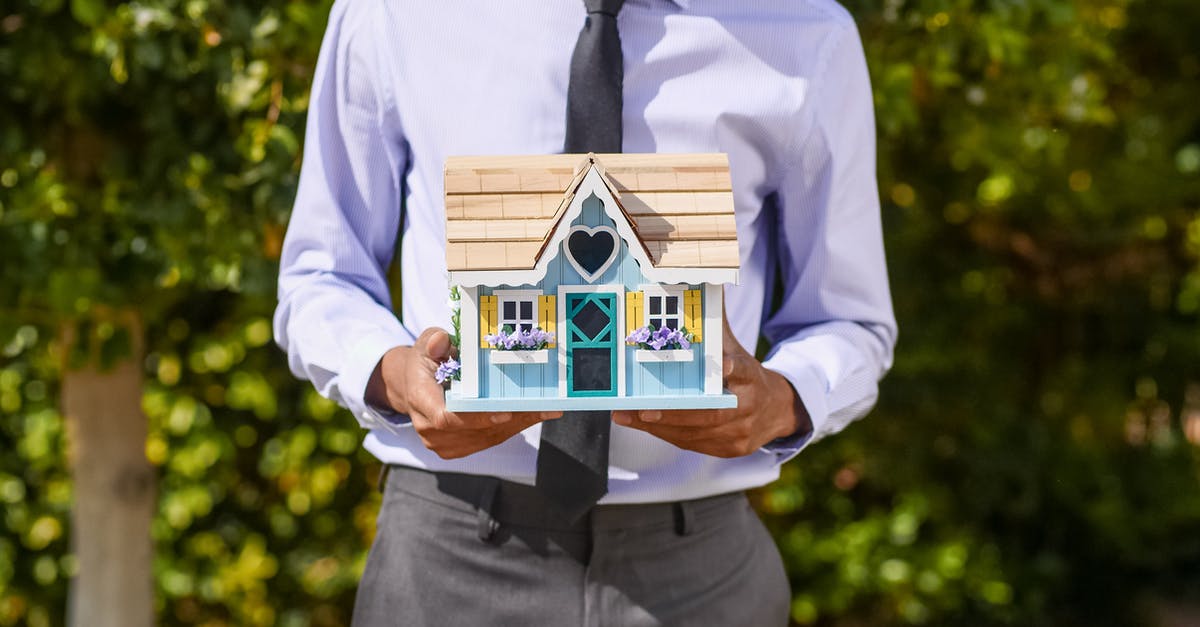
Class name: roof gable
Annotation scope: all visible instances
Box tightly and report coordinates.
[445,153,740,286]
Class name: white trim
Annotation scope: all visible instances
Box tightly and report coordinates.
[638,283,688,297]
[493,289,541,333]
[490,349,550,365]
[459,286,480,398]
[563,225,619,283]
[493,289,541,299]
[634,349,694,363]
[703,283,723,395]
[639,283,687,333]
[557,292,566,396]
[556,283,626,398]
[449,167,740,287]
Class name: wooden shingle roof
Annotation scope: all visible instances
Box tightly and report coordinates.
[444,153,739,272]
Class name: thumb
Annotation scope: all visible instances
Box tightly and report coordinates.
[720,297,756,383]
[720,305,750,358]
[416,327,453,362]
[723,352,758,383]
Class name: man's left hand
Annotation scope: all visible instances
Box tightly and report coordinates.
[612,318,813,458]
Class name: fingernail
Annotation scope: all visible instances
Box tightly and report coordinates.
[543,412,563,420]
[490,413,512,424]
[641,410,662,423]
[612,412,632,426]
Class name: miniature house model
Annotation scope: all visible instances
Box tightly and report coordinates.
[444,153,740,412]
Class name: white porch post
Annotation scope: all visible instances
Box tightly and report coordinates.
[703,283,724,395]
[459,285,480,398]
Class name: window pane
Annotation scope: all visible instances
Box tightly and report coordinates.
[518,323,533,333]
[666,318,679,330]
[648,296,661,315]
[503,301,516,319]
[665,296,678,314]
[520,300,533,320]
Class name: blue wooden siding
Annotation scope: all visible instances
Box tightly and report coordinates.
[478,193,706,399]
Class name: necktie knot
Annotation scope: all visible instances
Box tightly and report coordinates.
[584,0,625,16]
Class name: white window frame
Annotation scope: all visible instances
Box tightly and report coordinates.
[494,289,541,335]
[640,284,687,332]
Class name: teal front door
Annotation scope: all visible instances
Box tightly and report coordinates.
[565,293,618,397]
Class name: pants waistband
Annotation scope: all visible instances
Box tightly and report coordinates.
[382,464,744,537]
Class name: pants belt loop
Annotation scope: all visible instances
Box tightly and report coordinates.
[476,477,502,543]
[673,500,694,536]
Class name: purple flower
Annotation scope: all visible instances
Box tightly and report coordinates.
[626,324,695,350]
[532,329,554,347]
[626,327,652,344]
[435,358,461,383]
[487,325,553,350]
[517,328,549,349]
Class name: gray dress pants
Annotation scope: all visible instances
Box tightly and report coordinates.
[352,465,790,627]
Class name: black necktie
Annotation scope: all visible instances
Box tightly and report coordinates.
[535,0,626,521]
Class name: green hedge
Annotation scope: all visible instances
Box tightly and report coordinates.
[2,0,1198,624]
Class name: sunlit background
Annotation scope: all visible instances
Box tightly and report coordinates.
[2,0,1199,625]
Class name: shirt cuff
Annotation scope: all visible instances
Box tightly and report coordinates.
[339,329,415,433]
[760,353,830,464]
[761,427,814,459]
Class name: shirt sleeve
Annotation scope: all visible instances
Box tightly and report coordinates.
[760,21,898,461]
[273,0,416,432]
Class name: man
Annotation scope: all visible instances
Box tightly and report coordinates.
[275,0,895,625]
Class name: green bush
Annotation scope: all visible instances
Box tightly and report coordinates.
[2,0,1198,625]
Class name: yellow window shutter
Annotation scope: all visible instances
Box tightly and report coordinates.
[626,291,644,339]
[684,289,702,342]
[479,295,497,348]
[538,295,556,347]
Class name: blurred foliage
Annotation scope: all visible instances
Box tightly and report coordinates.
[1,0,1199,625]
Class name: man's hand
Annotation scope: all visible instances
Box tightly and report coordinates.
[611,318,812,458]
[366,328,561,459]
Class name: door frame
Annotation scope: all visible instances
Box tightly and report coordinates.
[557,284,625,398]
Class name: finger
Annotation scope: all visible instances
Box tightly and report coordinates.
[722,353,759,384]
[407,373,453,412]
[616,408,731,427]
[514,410,564,421]
[491,412,554,438]
[628,418,761,456]
[432,412,549,457]
[415,327,453,364]
[437,409,505,429]
[720,304,751,357]
[451,409,561,429]
[619,419,713,443]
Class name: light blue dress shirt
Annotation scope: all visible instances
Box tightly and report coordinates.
[275,0,897,504]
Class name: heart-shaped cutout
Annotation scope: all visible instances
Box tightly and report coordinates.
[564,226,618,283]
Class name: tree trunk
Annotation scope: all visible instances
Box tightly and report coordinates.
[62,319,155,627]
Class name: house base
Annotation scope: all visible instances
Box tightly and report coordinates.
[444,393,738,413]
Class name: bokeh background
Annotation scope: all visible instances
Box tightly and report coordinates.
[3,0,1200,625]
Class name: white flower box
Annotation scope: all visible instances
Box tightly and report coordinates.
[490,349,551,365]
[634,349,694,363]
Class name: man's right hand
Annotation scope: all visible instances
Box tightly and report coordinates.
[365,327,561,459]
